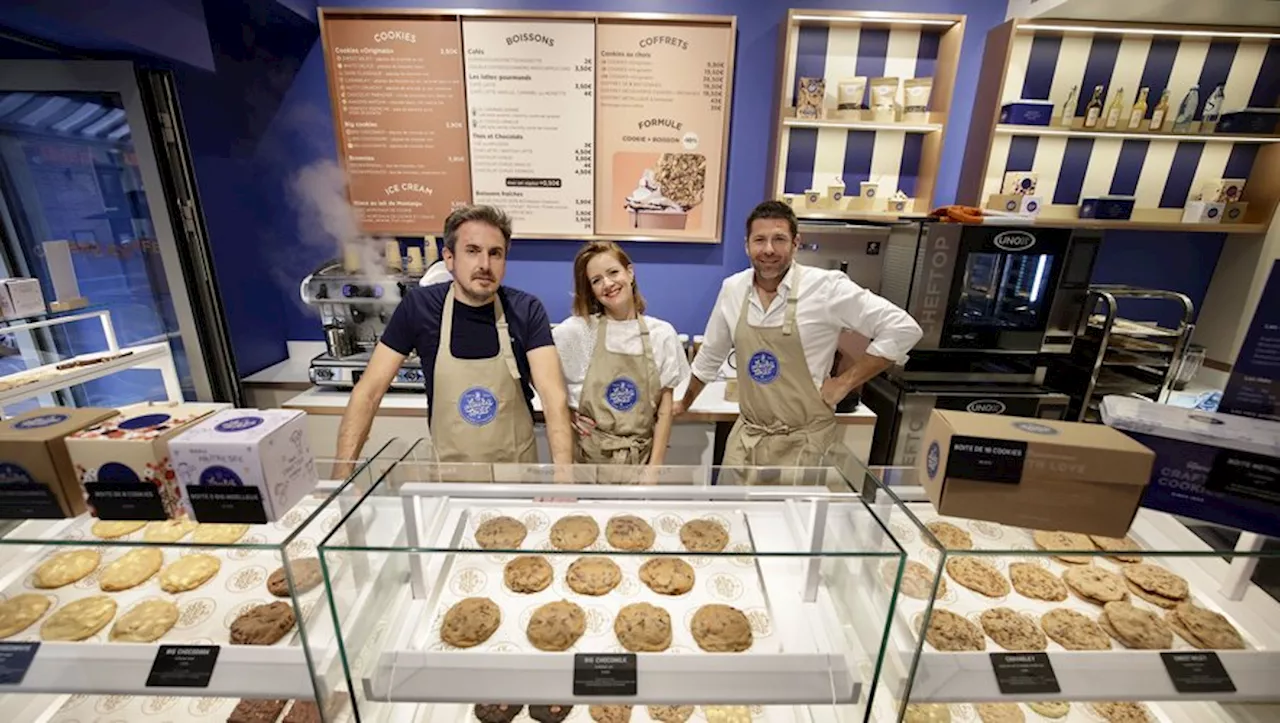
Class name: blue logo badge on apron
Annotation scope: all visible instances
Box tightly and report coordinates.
[14,414,69,430]
[605,377,639,412]
[748,350,780,384]
[459,386,499,426]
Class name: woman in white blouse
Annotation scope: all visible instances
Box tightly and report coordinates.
[553,241,690,465]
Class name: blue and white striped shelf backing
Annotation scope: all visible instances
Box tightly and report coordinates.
[983,31,1280,208]
[779,23,944,198]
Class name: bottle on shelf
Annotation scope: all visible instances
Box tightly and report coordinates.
[1060,85,1078,127]
[1104,86,1125,129]
[1083,85,1105,129]
[1203,84,1225,125]
[1127,87,1149,130]
[1149,89,1170,131]
[1173,84,1199,132]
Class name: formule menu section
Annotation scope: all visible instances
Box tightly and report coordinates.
[319,10,735,242]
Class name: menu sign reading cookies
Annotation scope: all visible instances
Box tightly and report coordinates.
[594,21,732,240]
[463,19,595,235]
[324,17,472,234]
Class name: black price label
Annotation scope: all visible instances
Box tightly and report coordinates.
[1161,652,1236,694]
[1207,450,1280,506]
[0,484,64,519]
[946,436,1027,484]
[186,486,268,524]
[0,642,39,685]
[989,652,1060,695]
[85,482,167,521]
[573,653,637,696]
[146,645,220,688]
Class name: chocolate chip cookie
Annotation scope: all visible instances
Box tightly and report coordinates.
[475,704,524,723]
[504,555,553,594]
[1166,602,1245,650]
[268,558,323,597]
[1040,608,1111,650]
[441,597,501,648]
[527,600,586,651]
[228,699,287,723]
[924,608,985,651]
[980,607,1047,651]
[679,519,728,553]
[230,601,297,645]
[550,515,600,551]
[589,706,632,723]
[1063,565,1128,605]
[1090,702,1153,723]
[1122,563,1188,609]
[606,515,655,551]
[945,557,1010,598]
[1089,535,1142,563]
[639,557,695,595]
[476,516,528,550]
[975,703,1024,723]
[691,604,752,652]
[615,602,672,652]
[925,521,973,550]
[647,706,695,723]
[1032,530,1095,564]
[1008,563,1067,602]
[1100,601,1172,649]
[530,705,574,723]
[1027,702,1069,719]
[904,704,952,723]
[566,556,621,596]
[886,560,946,600]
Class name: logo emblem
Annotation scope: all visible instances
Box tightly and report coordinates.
[926,441,940,479]
[1025,199,1040,213]
[214,416,264,433]
[966,399,1007,414]
[747,350,780,384]
[992,230,1037,251]
[1013,421,1058,435]
[98,462,141,483]
[118,413,172,431]
[458,387,499,426]
[198,465,243,486]
[0,462,35,484]
[14,413,69,430]
[605,377,639,412]
[1208,207,1220,218]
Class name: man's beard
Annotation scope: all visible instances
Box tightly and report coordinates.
[456,277,497,305]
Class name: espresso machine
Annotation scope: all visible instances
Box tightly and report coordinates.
[864,222,1098,465]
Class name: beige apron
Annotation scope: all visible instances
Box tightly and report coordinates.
[430,286,538,464]
[576,315,661,465]
[722,266,837,472]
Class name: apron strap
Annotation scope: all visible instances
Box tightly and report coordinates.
[782,265,801,336]
[438,286,457,358]
[494,293,521,381]
[637,315,654,367]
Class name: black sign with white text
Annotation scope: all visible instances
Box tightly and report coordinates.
[0,483,64,519]
[990,652,1060,695]
[1161,652,1236,694]
[947,436,1027,484]
[186,485,268,524]
[574,653,637,696]
[147,645,220,688]
[86,481,167,520]
[0,642,39,685]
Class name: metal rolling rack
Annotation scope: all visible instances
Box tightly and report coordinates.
[1049,285,1195,422]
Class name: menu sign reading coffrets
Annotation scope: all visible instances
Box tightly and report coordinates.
[462,19,595,234]
[325,18,472,234]
[594,22,732,239]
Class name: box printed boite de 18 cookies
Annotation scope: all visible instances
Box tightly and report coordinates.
[65,403,225,518]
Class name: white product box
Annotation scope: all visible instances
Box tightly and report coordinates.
[1199,178,1246,204]
[1001,171,1039,195]
[169,409,317,523]
[0,278,45,320]
[1182,201,1225,224]
[986,194,1043,216]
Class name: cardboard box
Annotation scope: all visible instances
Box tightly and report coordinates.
[0,407,118,518]
[0,278,45,320]
[919,410,1155,537]
[987,194,1043,216]
[1079,196,1135,220]
[1182,201,1224,224]
[66,402,225,520]
[1000,101,1055,126]
[1223,201,1249,223]
[1199,179,1246,204]
[170,409,318,523]
[1002,171,1039,196]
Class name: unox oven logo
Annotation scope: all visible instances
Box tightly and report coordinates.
[215,416,264,433]
[13,413,69,430]
[992,230,1037,252]
[966,399,1007,414]
[605,377,639,412]
[199,465,244,485]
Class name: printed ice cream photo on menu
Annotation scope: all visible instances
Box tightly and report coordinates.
[614,151,707,232]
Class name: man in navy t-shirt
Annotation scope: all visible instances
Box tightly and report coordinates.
[334,205,573,465]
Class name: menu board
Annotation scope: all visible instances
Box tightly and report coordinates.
[594,21,732,240]
[324,17,472,234]
[462,19,595,235]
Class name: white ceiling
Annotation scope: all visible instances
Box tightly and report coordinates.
[1009,0,1280,26]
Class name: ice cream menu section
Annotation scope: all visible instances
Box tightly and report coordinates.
[595,22,732,240]
[462,19,595,235]
[325,18,472,234]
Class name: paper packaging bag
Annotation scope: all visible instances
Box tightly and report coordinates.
[796,77,825,119]
[0,407,118,518]
[918,410,1154,538]
[170,409,318,523]
[66,402,226,520]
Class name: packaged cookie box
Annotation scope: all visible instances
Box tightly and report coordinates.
[0,406,118,518]
[918,410,1155,538]
[65,402,226,520]
[169,408,318,523]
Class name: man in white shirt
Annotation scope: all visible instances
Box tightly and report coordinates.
[676,200,922,468]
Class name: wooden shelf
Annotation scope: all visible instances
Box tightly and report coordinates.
[788,10,962,30]
[994,124,1280,144]
[1019,218,1267,234]
[795,211,926,224]
[783,117,943,133]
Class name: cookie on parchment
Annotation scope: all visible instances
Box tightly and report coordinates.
[268,558,323,597]
[639,557,695,595]
[975,703,1024,723]
[550,515,600,551]
[1121,563,1188,609]
[1100,601,1172,649]
[944,557,1009,598]
[192,523,249,545]
[99,547,163,592]
[567,556,621,596]
[701,707,750,723]
[41,595,116,641]
[230,601,297,645]
[283,701,323,723]
[589,706,632,723]
[903,704,952,723]
[0,594,51,638]
[615,602,672,652]
[886,560,946,600]
[1039,608,1110,650]
[159,553,221,593]
[143,517,197,543]
[1008,563,1067,602]
[1031,530,1095,564]
[504,555,553,594]
[441,597,501,648]
[1166,602,1245,650]
[527,600,586,651]
[690,604,752,652]
[91,520,146,539]
[475,516,528,550]
[1063,565,1128,605]
[980,607,1047,651]
[1027,702,1069,719]
[925,521,972,550]
[1089,535,1142,563]
[606,515,655,551]
[647,706,695,723]
[924,608,984,651]
[34,549,100,589]
[474,704,523,723]
[679,519,728,553]
[109,599,178,642]
[228,698,287,723]
[1090,702,1153,723]
[530,706,574,723]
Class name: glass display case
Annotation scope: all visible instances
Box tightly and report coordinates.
[0,438,412,723]
[316,449,920,723]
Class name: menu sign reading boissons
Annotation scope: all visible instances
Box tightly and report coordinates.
[594,22,732,240]
[325,18,472,234]
[462,19,595,234]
